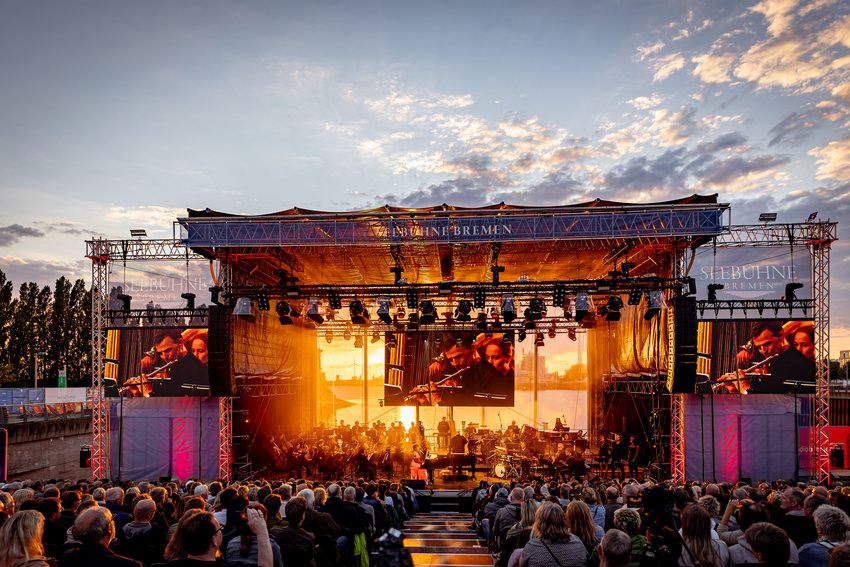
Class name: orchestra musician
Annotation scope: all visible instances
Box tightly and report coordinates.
[627,435,641,478]
[597,434,611,478]
[553,418,566,433]
[611,434,627,479]
[408,338,477,405]
[119,328,209,397]
[505,420,521,439]
[553,442,571,482]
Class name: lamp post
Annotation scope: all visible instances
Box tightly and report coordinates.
[34,352,46,388]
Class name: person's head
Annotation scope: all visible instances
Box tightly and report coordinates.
[60,490,81,512]
[277,484,292,500]
[533,502,571,543]
[599,529,632,567]
[781,487,805,511]
[104,487,124,504]
[481,338,513,375]
[813,504,850,541]
[751,321,785,357]
[191,335,209,365]
[0,510,45,566]
[566,500,596,546]
[284,497,307,527]
[92,487,105,502]
[134,499,156,522]
[263,494,282,518]
[680,503,712,543]
[296,489,315,510]
[73,507,115,546]
[520,500,538,528]
[343,487,356,503]
[12,489,34,511]
[697,494,720,518]
[613,507,641,536]
[581,487,597,505]
[153,328,184,363]
[738,501,772,531]
[37,497,62,522]
[443,342,474,371]
[510,486,525,505]
[829,543,850,567]
[194,484,209,499]
[793,330,815,361]
[743,522,790,565]
[326,483,341,499]
[180,511,222,557]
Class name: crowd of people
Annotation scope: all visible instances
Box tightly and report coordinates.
[471,476,850,567]
[0,475,419,567]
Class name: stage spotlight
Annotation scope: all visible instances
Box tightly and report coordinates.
[644,290,666,320]
[117,293,133,311]
[407,312,419,330]
[327,290,342,310]
[785,282,804,303]
[759,212,777,223]
[276,300,294,325]
[485,326,493,339]
[406,288,419,310]
[354,335,363,348]
[180,292,195,311]
[377,297,393,324]
[256,291,270,311]
[517,330,527,342]
[234,297,257,323]
[524,321,537,330]
[627,289,642,306]
[343,328,352,341]
[434,335,443,347]
[603,296,624,321]
[438,282,453,296]
[306,297,324,325]
[534,333,545,347]
[574,292,593,322]
[501,335,512,350]
[567,329,576,341]
[476,312,488,330]
[419,300,437,324]
[524,297,547,321]
[396,306,405,319]
[349,300,370,325]
[209,286,223,307]
[548,327,556,339]
[455,299,473,322]
[325,330,333,344]
[473,287,487,310]
[500,294,517,323]
[679,277,697,297]
[387,334,397,348]
[707,283,724,302]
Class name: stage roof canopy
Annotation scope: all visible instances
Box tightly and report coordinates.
[179,194,728,287]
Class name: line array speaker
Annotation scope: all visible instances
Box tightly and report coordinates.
[667,296,697,394]
[208,305,235,397]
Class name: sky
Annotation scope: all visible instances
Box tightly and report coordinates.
[1,0,850,354]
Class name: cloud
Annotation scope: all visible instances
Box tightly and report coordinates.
[600,148,690,196]
[697,131,749,153]
[653,53,686,81]
[0,255,89,289]
[694,154,792,191]
[34,221,105,238]
[0,224,44,247]
[649,108,699,146]
[105,206,187,233]
[767,110,823,147]
[809,136,850,181]
[628,94,665,110]
[636,41,665,61]
[692,51,737,83]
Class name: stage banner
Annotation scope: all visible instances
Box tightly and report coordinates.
[384,330,515,407]
[105,326,210,398]
[691,248,811,307]
[44,387,87,403]
[699,319,816,394]
[109,397,220,481]
[684,394,796,481]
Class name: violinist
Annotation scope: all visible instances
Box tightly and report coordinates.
[408,339,476,405]
[123,328,208,397]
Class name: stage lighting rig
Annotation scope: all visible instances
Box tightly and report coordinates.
[455,299,473,322]
[473,287,487,310]
[234,298,257,323]
[387,334,397,348]
[306,297,324,324]
[419,300,437,324]
[179,292,194,311]
[603,296,624,321]
[707,283,724,302]
[325,330,333,343]
[548,327,556,339]
[644,290,666,320]
[567,329,577,341]
[407,312,419,330]
[535,333,545,347]
[627,289,642,306]
[343,328,352,341]
[574,292,593,323]
[785,282,804,303]
[209,286,224,307]
[517,330,527,342]
[256,290,270,311]
[276,300,296,325]
[349,300,370,325]
[500,294,517,323]
[327,290,342,310]
[354,335,363,348]
[524,297,547,321]
[759,212,777,223]
[438,282,453,296]
[491,265,505,285]
[476,312,488,330]
[274,269,300,298]
[377,297,393,324]
[620,261,636,278]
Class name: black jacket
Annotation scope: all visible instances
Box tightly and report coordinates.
[59,544,144,567]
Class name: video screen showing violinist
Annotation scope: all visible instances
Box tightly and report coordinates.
[383,330,515,407]
[710,319,816,394]
[105,326,210,397]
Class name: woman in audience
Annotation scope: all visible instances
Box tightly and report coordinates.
[678,504,730,567]
[0,510,51,567]
[797,505,850,567]
[520,502,587,567]
[225,503,283,567]
[164,509,203,561]
[567,500,603,555]
[501,499,538,567]
[167,497,205,542]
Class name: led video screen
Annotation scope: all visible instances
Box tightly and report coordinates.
[383,330,515,407]
[704,319,816,394]
[105,327,210,397]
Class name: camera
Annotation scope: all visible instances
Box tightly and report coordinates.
[376,528,413,567]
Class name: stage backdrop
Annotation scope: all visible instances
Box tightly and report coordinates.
[684,394,797,481]
[108,397,220,481]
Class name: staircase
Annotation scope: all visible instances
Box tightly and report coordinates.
[403,512,492,567]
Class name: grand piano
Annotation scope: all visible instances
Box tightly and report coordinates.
[423,453,477,483]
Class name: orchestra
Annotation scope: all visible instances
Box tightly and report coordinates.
[248,417,640,484]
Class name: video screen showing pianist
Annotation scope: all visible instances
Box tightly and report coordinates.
[384,330,515,407]
[105,326,210,397]
[713,319,816,394]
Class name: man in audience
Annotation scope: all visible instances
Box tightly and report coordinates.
[276,484,292,518]
[60,490,82,529]
[167,509,271,567]
[603,486,621,531]
[743,522,792,566]
[123,498,167,546]
[779,487,818,547]
[493,486,524,537]
[269,497,315,564]
[598,529,632,567]
[103,488,132,532]
[59,507,144,567]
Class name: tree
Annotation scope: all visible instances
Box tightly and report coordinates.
[68,279,92,387]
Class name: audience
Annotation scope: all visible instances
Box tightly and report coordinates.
[0,510,51,567]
